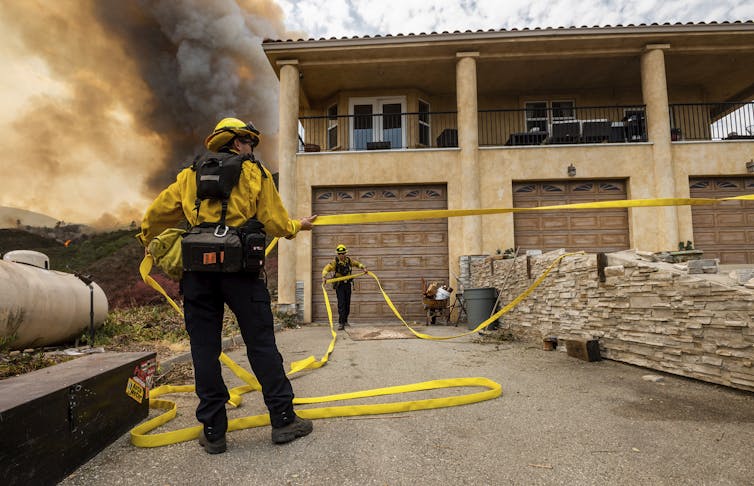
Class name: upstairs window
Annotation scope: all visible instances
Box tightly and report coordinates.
[525,101,548,132]
[525,100,575,132]
[349,96,406,150]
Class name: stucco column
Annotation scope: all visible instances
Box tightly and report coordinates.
[640,44,679,251]
[456,52,482,255]
[276,60,299,312]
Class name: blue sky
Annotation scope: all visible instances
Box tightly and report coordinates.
[275,0,754,39]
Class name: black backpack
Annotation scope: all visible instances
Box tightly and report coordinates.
[181,152,267,273]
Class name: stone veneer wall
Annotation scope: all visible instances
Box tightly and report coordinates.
[470,250,754,392]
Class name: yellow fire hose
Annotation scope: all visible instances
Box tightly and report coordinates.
[132,194,753,447]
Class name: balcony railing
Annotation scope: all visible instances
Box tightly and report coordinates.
[479,105,648,147]
[298,111,458,152]
[296,102,754,152]
[669,102,754,141]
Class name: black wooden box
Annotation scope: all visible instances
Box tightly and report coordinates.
[0,352,156,486]
[565,339,602,362]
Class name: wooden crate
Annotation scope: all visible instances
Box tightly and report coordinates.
[0,352,156,486]
[564,339,602,362]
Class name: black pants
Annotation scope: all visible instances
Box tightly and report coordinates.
[182,272,294,435]
[335,282,352,325]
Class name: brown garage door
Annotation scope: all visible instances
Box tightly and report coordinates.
[513,180,629,253]
[312,185,448,323]
[690,177,754,264]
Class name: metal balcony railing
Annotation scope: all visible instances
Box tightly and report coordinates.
[669,102,754,141]
[298,111,458,152]
[478,105,648,146]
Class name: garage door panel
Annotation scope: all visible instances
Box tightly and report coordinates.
[717,231,748,244]
[599,214,629,228]
[716,213,747,226]
[690,177,754,264]
[356,302,385,316]
[380,256,402,267]
[693,231,717,246]
[544,234,571,246]
[313,184,447,323]
[571,234,600,247]
[600,233,630,245]
[570,215,600,229]
[541,216,570,230]
[691,213,715,227]
[516,235,543,247]
[514,216,542,231]
[426,232,447,244]
[715,251,750,264]
[514,179,629,253]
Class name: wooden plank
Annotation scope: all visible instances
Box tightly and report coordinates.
[564,339,602,362]
[0,352,156,486]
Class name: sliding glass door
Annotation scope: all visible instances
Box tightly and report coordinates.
[349,97,406,150]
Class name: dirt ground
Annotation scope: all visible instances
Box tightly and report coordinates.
[61,324,754,486]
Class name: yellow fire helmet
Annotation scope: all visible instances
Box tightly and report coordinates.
[204,117,261,152]
[336,244,348,254]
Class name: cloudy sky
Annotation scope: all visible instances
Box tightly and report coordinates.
[0,0,751,227]
[275,0,754,39]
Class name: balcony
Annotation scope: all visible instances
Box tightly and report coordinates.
[297,102,754,153]
[298,111,457,152]
[479,105,648,147]
[669,102,754,141]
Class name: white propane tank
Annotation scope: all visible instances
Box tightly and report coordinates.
[0,251,108,349]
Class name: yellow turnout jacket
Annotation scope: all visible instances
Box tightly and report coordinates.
[137,154,301,246]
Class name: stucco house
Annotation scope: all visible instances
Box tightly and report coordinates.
[262,21,754,324]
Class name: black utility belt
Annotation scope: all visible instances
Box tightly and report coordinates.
[182,219,266,273]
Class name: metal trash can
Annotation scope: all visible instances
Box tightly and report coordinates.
[464,287,497,330]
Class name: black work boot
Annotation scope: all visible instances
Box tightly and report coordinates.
[271,415,313,444]
[337,323,345,330]
[198,430,227,454]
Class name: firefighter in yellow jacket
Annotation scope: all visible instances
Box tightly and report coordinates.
[138,118,316,453]
[321,244,367,330]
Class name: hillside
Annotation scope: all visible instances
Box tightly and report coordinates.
[0,206,60,228]
[0,228,279,308]
[0,228,178,308]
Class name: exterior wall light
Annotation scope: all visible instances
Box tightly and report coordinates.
[567,164,576,177]
[746,159,754,173]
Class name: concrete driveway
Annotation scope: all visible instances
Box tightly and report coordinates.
[61,325,754,486]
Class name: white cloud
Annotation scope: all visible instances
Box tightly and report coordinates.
[275,0,754,39]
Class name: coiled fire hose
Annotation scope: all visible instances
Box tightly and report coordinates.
[133,194,754,447]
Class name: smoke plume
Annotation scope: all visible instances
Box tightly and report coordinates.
[0,0,298,228]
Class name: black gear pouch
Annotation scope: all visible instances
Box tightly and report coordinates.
[181,223,243,273]
[240,218,266,272]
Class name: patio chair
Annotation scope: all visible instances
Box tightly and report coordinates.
[550,120,581,144]
[581,120,611,143]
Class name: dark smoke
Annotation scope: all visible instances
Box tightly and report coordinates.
[93,0,291,189]
[0,0,299,226]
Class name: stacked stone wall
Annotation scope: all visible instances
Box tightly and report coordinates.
[470,251,754,392]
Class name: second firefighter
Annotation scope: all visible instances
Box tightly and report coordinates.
[321,244,367,330]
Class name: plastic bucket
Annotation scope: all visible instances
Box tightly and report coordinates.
[464,287,497,330]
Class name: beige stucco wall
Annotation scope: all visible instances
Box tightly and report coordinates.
[478,143,658,252]
[293,140,754,322]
